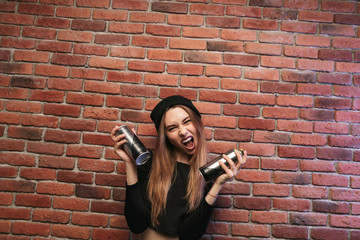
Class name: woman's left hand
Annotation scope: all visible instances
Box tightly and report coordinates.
[215,149,247,185]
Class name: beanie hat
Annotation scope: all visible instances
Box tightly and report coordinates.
[150,95,201,131]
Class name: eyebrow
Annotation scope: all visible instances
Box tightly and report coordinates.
[165,116,190,130]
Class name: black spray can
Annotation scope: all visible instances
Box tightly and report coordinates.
[199,149,243,182]
[115,125,151,165]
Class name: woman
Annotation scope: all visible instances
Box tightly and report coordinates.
[111,95,247,240]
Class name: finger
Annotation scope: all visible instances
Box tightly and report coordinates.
[111,125,120,139]
[219,159,235,177]
[223,154,236,169]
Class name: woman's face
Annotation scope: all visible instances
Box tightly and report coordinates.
[164,106,198,156]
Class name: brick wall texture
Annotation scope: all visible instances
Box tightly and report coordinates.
[1,0,360,239]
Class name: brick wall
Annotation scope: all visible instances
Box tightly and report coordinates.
[1,0,360,239]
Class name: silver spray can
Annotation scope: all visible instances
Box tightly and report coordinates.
[199,149,243,182]
[115,125,151,165]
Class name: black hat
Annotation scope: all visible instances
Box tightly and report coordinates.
[150,95,201,131]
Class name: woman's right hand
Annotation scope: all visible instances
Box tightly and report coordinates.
[111,125,139,185]
[111,125,134,164]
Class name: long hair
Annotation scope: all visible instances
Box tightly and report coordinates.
[147,105,207,227]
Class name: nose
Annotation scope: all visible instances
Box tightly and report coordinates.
[178,125,188,136]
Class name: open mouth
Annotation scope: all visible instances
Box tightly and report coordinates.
[182,136,195,151]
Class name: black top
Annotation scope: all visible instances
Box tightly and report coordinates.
[124,157,213,240]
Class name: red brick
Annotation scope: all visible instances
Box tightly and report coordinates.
[121,85,157,98]
[72,212,108,227]
[207,40,243,52]
[234,196,271,210]
[0,206,31,219]
[330,188,360,202]
[0,166,18,178]
[275,172,311,185]
[93,9,127,21]
[335,14,360,25]
[106,96,143,110]
[108,22,144,34]
[321,23,356,36]
[253,183,290,197]
[282,70,316,83]
[6,100,41,113]
[246,42,282,55]
[291,133,327,146]
[263,107,298,119]
[75,184,111,199]
[352,176,360,188]
[0,62,33,75]
[279,146,315,159]
[212,208,248,222]
[289,213,327,226]
[167,63,203,75]
[243,19,277,30]
[316,147,352,161]
[284,45,318,58]
[37,40,71,52]
[23,26,56,39]
[221,29,257,41]
[148,49,182,61]
[273,198,311,211]
[296,34,331,47]
[319,49,352,61]
[254,131,289,144]
[66,144,103,158]
[321,1,356,12]
[14,50,49,63]
[13,222,50,236]
[73,43,108,56]
[18,3,54,15]
[0,152,35,166]
[22,114,58,128]
[259,32,294,44]
[0,112,21,124]
[78,158,115,173]
[238,117,274,130]
[224,54,259,66]
[337,162,360,175]
[44,129,81,144]
[58,30,93,43]
[52,224,90,239]
[202,115,237,128]
[264,8,297,20]
[314,122,349,134]
[146,24,181,37]
[334,85,360,98]
[261,158,298,171]
[37,182,74,196]
[200,90,237,103]
[299,11,334,22]
[113,0,148,10]
[92,228,129,240]
[170,38,207,50]
[206,16,240,28]
[221,78,257,92]
[36,16,70,29]
[168,14,203,26]
[43,103,80,117]
[272,225,308,239]
[293,185,328,199]
[38,155,75,170]
[261,56,295,68]
[190,3,224,15]
[2,38,35,50]
[206,65,241,78]
[228,5,261,17]
[91,201,123,214]
[252,211,287,224]
[33,209,70,223]
[0,24,20,37]
[231,223,269,237]
[128,60,165,73]
[77,0,109,8]
[313,173,348,187]
[336,111,360,123]
[183,27,220,38]
[236,170,271,182]
[313,200,349,214]
[53,196,89,211]
[277,120,313,133]
[329,135,360,148]
[244,68,279,81]
[151,1,187,13]
[130,12,165,23]
[20,167,56,181]
[88,57,125,70]
[311,228,348,240]
[29,90,65,103]
[0,2,16,12]
[27,141,64,156]
[300,109,334,121]
[333,36,360,49]
[70,68,105,80]
[315,97,352,110]
[180,76,217,89]
[56,7,91,18]
[330,215,360,228]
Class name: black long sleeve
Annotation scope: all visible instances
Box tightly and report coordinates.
[124,159,214,239]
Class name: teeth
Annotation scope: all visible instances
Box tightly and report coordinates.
[182,137,192,143]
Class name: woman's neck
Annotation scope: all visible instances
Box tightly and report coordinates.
[175,151,191,164]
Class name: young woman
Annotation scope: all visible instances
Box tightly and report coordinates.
[111,95,247,240]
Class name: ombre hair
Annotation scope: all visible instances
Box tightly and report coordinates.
[147,105,207,227]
